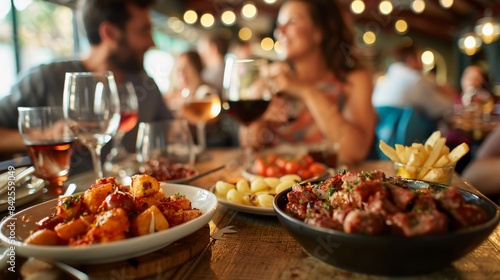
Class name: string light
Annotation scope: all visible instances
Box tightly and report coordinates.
[379,1,393,15]
[221,10,236,26]
[350,0,365,15]
[183,10,197,25]
[395,19,408,34]
[458,32,482,56]
[474,10,500,44]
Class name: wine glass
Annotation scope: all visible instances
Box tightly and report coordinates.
[222,58,272,169]
[18,106,75,195]
[136,119,196,179]
[180,85,221,151]
[104,82,139,176]
[63,72,121,179]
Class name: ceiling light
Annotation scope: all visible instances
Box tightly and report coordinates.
[183,10,197,24]
[200,13,215,28]
[395,19,408,34]
[421,50,435,66]
[221,10,236,26]
[363,31,376,45]
[239,27,253,41]
[261,37,274,51]
[411,0,425,14]
[350,0,365,14]
[458,32,482,56]
[474,10,500,44]
[379,1,393,15]
[241,3,257,19]
[439,0,453,9]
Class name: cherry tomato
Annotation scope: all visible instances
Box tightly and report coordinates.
[266,155,277,165]
[309,162,326,176]
[253,158,267,176]
[301,155,314,167]
[285,161,300,175]
[297,168,313,180]
[275,157,287,169]
[265,166,283,177]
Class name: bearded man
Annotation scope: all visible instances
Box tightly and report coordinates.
[0,0,172,173]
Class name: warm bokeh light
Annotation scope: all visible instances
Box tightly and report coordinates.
[395,19,408,34]
[239,27,253,41]
[221,10,236,26]
[183,10,197,24]
[241,3,257,19]
[274,41,283,54]
[475,17,500,44]
[363,31,376,45]
[200,13,215,28]
[261,37,274,51]
[350,0,365,14]
[379,1,393,15]
[439,0,453,9]
[264,0,276,4]
[458,32,482,56]
[411,0,425,14]
[421,50,435,66]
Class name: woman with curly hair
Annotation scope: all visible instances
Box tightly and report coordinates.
[242,0,376,165]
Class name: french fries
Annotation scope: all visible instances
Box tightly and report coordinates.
[379,131,470,183]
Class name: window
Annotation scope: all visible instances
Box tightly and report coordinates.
[0,0,75,99]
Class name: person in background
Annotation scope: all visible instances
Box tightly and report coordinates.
[164,51,210,117]
[164,50,236,147]
[444,63,494,173]
[372,42,454,120]
[462,125,500,204]
[242,0,376,165]
[197,32,230,95]
[0,0,172,173]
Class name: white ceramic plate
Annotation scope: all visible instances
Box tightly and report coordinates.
[214,192,275,216]
[0,183,217,264]
[0,168,45,212]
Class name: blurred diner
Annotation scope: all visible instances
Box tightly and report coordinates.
[0,0,172,174]
[164,50,237,148]
[240,0,376,166]
[372,42,454,122]
[462,125,500,205]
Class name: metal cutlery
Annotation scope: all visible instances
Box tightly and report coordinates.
[0,166,36,196]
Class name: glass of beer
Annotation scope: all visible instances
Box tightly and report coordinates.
[18,107,75,195]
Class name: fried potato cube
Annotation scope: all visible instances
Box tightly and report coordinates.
[56,194,83,220]
[130,174,160,198]
[25,229,60,245]
[84,183,114,214]
[94,208,130,235]
[131,205,169,236]
[54,215,95,241]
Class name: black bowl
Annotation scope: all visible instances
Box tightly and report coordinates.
[273,180,500,276]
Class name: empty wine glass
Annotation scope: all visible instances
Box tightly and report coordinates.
[63,72,121,179]
[180,85,221,151]
[222,58,272,169]
[104,82,139,176]
[18,107,75,195]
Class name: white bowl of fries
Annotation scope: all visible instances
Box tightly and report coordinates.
[379,131,470,185]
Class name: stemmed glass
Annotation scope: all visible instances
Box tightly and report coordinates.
[18,107,75,195]
[63,72,121,179]
[104,82,139,176]
[222,58,272,169]
[180,85,221,151]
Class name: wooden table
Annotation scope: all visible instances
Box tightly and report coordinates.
[2,148,499,279]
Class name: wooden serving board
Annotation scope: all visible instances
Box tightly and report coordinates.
[80,224,210,279]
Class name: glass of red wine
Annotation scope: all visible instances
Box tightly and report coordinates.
[104,82,139,177]
[18,106,75,195]
[222,58,272,169]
